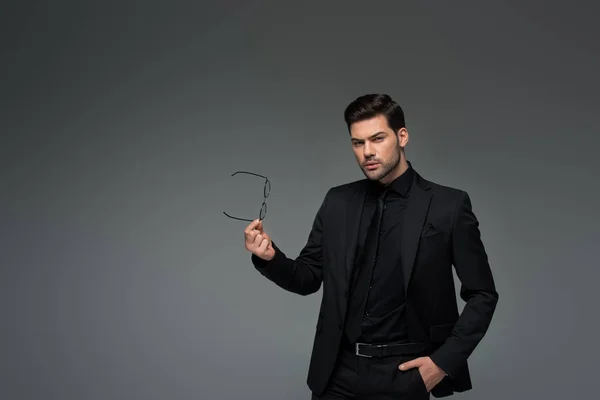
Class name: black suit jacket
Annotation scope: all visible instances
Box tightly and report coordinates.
[251,168,499,398]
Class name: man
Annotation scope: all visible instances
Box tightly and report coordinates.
[244,94,498,399]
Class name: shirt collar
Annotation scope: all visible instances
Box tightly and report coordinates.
[372,165,414,197]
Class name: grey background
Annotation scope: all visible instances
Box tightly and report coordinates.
[1,1,598,399]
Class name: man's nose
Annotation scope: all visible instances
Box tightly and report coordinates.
[363,143,375,157]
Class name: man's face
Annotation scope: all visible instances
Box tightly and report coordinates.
[349,114,409,183]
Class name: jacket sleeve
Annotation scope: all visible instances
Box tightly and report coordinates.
[429,190,499,377]
[251,189,330,296]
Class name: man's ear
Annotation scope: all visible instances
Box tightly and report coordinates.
[397,127,409,148]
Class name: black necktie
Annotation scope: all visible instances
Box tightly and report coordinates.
[344,187,387,343]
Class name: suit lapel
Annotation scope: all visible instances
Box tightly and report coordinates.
[401,173,432,293]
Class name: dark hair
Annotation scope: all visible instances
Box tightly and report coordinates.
[343,94,405,133]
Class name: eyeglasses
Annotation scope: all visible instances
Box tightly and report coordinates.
[222,171,271,222]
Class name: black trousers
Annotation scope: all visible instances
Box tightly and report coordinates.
[311,343,431,400]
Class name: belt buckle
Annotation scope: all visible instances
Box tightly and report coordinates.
[355,342,373,358]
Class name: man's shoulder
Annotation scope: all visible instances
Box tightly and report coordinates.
[419,175,475,216]
[423,177,467,199]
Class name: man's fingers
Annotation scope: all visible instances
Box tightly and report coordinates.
[244,220,263,243]
[257,236,269,253]
[399,358,422,370]
[243,219,272,258]
[244,230,258,249]
[244,219,261,235]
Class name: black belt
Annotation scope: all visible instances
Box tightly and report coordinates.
[352,341,429,358]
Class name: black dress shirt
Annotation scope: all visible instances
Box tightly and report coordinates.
[346,166,414,344]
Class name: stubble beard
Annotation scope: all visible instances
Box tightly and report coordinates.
[362,145,402,181]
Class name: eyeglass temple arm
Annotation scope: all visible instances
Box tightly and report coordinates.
[222,211,256,221]
[231,171,268,180]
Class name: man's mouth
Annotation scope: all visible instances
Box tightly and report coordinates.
[364,162,380,170]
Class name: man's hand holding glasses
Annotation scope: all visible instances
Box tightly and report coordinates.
[244,218,275,261]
